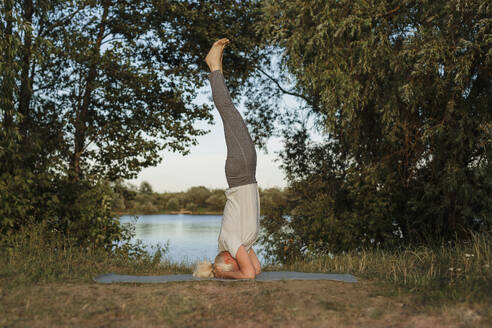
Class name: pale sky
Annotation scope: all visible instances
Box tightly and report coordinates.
[127,86,288,192]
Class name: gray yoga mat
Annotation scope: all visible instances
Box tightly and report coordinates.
[93,271,357,284]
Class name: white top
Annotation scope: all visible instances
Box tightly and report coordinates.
[218,182,260,258]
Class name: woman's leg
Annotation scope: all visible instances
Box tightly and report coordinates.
[205,38,257,188]
[205,39,260,278]
[208,70,257,188]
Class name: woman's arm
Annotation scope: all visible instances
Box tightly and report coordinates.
[248,248,261,275]
[214,245,256,279]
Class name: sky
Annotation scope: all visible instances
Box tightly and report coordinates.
[126,86,288,193]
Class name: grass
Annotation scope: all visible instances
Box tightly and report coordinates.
[0,222,189,288]
[1,223,490,301]
[268,232,492,305]
[1,223,491,327]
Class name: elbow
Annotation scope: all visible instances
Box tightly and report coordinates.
[255,267,261,275]
[243,269,256,280]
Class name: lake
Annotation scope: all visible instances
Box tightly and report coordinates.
[119,214,266,264]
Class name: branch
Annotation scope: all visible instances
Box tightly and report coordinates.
[101,36,127,45]
[81,120,110,154]
[41,5,86,37]
[256,67,314,106]
[383,5,401,18]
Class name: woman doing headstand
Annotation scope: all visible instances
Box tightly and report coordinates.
[193,38,261,280]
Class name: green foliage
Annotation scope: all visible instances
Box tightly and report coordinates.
[256,0,492,259]
[267,232,492,304]
[111,182,287,215]
[0,220,187,287]
[166,197,180,211]
[0,126,57,237]
[0,110,124,248]
[0,149,128,250]
[205,191,227,212]
[185,201,198,212]
[0,0,261,181]
[139,181,154,194]
[54,180,125,249]
[183,186,212,207]
[0,0,263,244]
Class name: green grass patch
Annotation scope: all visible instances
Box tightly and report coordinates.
[0,222,191,289]
[1,222,490,308]
[265,232,492,305]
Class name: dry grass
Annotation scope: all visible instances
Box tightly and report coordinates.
[1,279,490,327]
[1,224,491,327]
[267,232,492,305]
[0,222,189,288]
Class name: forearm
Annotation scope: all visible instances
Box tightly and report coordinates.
[217,270,255,280]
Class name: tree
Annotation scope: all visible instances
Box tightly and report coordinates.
[205,191,226,211]
[2,0,264,182]
[254,0,491,257]
[140,200,157,214]
[0,0,264,240]
[185,201,197,212]
[184,186,212,208]
[139,181,153,194]
[166,197,180,211]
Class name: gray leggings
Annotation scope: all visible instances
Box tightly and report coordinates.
[208,70,257,188]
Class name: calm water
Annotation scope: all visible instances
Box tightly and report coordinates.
[119,214,266,264]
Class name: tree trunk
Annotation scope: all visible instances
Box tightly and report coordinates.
[70,1,109,181]
[19,0,33,136]
[1,0,15,130]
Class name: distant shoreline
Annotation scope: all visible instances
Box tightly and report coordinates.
[113,210,222,216]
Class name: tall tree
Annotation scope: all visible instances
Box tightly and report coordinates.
[1,0,263,182]
[254,0,491,257]
[0,0,263,240]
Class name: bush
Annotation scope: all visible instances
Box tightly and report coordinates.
[166,197,180,211]
[205,192,226,211]
[258,0,492,263]
[0,220,186,287]
[260,129,491,262]
[267,232,492,304]
[185,202,197,212]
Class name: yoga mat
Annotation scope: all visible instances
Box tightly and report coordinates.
[93,271,357,284]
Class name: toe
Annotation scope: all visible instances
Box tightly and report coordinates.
[217,38,230,46]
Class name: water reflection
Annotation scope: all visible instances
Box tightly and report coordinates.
[119,214,265,264]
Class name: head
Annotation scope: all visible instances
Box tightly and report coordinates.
[214,251,240,272]
[193,251,239,278]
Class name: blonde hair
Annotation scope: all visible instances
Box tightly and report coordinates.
[193,251,236,278]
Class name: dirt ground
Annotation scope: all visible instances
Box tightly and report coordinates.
[1,279,489,328]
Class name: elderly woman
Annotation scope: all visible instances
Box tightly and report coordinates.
[193,38,261,279]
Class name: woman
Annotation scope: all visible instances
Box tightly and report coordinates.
[193,38,261,279]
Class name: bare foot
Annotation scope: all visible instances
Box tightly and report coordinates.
[205,38,230,73]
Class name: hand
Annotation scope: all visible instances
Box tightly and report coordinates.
[213,264,224,278]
